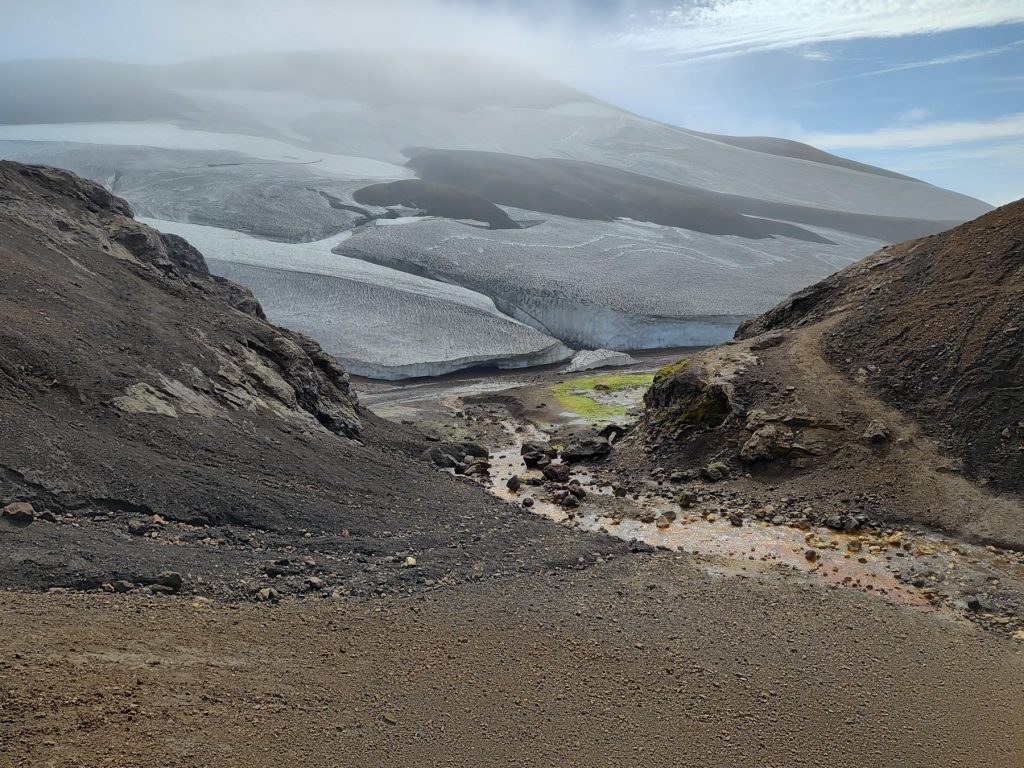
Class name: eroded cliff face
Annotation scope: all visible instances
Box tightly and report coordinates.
[637,200,1024,546]
[0,161,361,440]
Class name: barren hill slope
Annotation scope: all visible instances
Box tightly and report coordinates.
[640,200,1024,546]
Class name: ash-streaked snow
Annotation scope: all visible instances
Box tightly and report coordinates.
[139,218,572,380]
[334,211,887,349]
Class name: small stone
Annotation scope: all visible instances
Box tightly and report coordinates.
[677,491,697,508]
[382,712,399,725]
[522,497,534,508]
[2,502,35,523]
[804,549,819,562]
[257,587,280,602]
[306,576,325,590]
[156,571,183,592]
[150,584,176,596]
[862,420,891,443]
[846,539,863,553]
[404,556,417,568]
[110,580,134,593]
[542,463,571,483]
[655,511,677,529]
[506,475,521,492]
[701,462,730,481]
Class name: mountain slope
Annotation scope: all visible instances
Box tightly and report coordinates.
[637,200,1024,546]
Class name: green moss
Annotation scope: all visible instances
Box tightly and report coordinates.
[667,388,731,428]
[653,358,690,385]
[551,372,654,423]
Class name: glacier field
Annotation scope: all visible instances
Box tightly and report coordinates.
[0,52,995,378]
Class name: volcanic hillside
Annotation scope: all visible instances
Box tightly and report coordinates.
[639,200,1024,547]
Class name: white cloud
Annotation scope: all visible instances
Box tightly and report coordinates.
[803,113,1024,150]
[895,107,933,125]
[618,1,1024,60]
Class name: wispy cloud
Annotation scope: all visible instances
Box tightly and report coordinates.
[895,107,933,125]
[618,1,1024,61]
[800,38,1024,87]
[804,112,1024,150]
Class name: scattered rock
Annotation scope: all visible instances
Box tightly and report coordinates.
[542,463,571,483]
[739,424,794,462]
[862,419,891,443]
[2,502,35,523]
[701,462,730,481]
[155,571,183,592]
[257,587,280,602]
[597,423,628,444]
[655,511,677,529]
[404,556,417,568]
[506,475,521,492]
[677,491,697,508]
[522,497,535,508]
[423,445,460,469]
[462,459,491,477]
[306,576,325,590]
[804,549,819,562]
[126,518,152,536]
[561,438,611,463]
[459,441,489,459]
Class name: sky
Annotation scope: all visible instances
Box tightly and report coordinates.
[2,0,1022,205]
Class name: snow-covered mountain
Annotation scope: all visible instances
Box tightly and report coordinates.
[0,52,992,378]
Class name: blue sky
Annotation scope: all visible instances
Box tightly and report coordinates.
[3,0,1022,204]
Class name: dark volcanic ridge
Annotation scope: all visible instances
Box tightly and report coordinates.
[401,147,962,243]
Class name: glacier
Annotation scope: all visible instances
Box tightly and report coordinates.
[332,212,889,350]
[138,218,572,380]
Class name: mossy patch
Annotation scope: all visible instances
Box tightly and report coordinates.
[653,358,690,385]
[669,388,731,427]
[551,373,654,422]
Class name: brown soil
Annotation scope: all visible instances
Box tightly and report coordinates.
[4,562,1024,768]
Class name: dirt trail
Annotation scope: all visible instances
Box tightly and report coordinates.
[4,564,1024,768]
